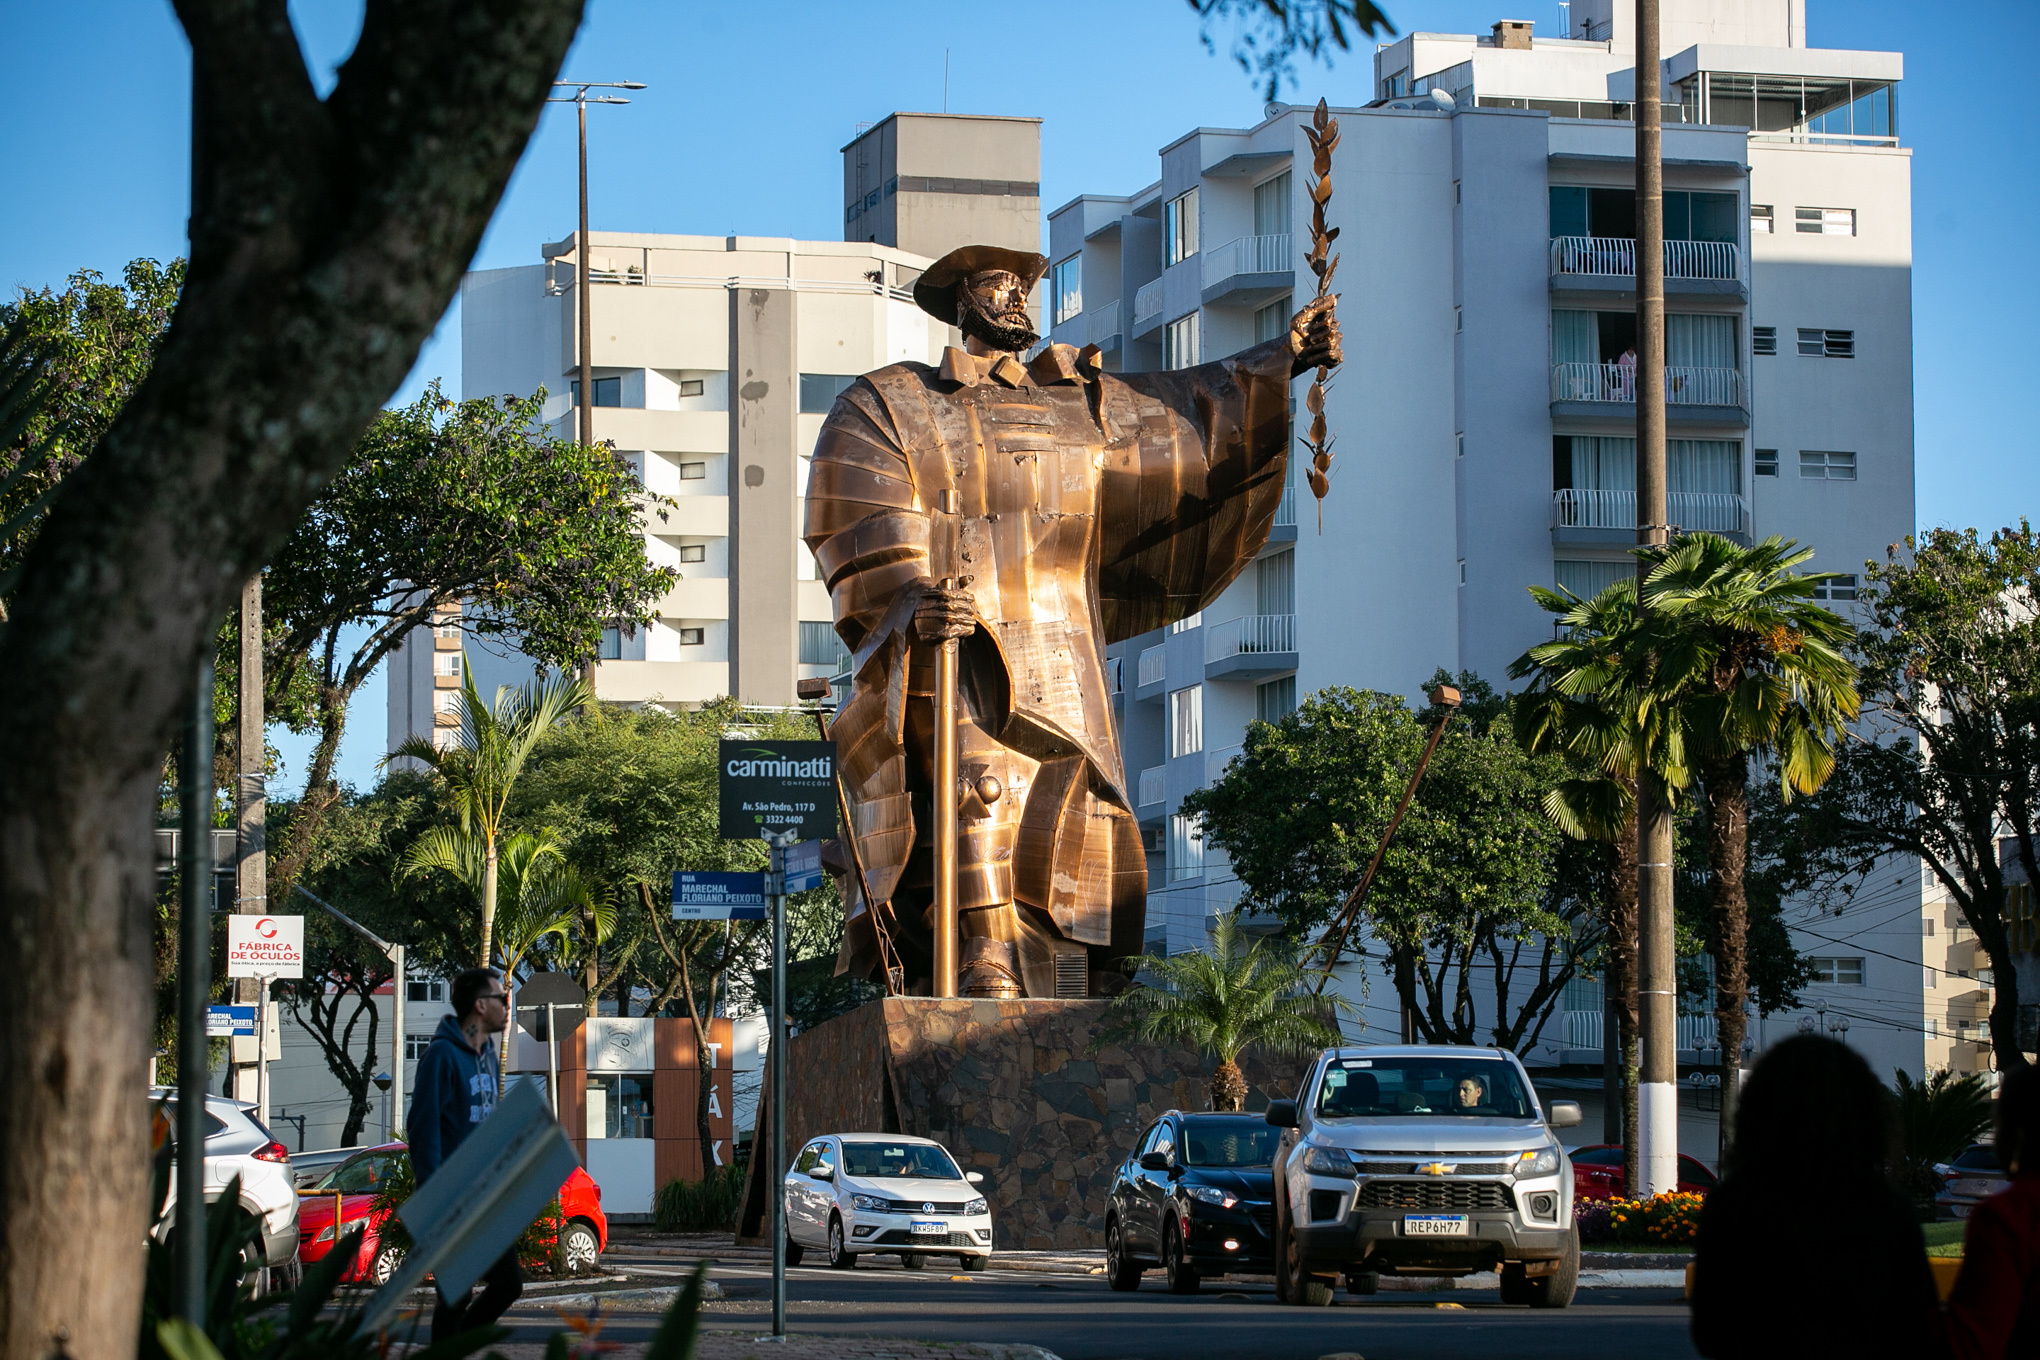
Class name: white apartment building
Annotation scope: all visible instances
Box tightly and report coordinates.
[1053,0,1955,1081]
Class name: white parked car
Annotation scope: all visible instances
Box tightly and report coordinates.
[782,1132,992,1271]
[150,1089,300,1279]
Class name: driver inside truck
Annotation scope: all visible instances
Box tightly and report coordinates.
[1453,1074,1492,1112]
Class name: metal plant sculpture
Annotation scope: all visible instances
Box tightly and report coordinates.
[1301,98,1341,530]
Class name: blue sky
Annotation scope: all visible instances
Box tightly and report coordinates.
[3,1,2033,791]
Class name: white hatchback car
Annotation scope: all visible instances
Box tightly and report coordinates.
[782,1132,992,1270]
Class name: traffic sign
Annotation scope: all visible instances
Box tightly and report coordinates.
[206,1005,256,1037]
[672,871,770,920]
[718,740,837,841]
[225,914,304,979]
[784,839,826,893]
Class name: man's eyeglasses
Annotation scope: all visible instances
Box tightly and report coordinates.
[477,992,509,1005]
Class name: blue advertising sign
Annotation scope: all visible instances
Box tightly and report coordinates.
[783,839,826,894]
[671,871,770,921]
[206,1005,257,1037]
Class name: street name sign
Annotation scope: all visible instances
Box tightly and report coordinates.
[672,871,770,920]
[783,839,826,893]
[205,1005,256,1037]
[718,739,837,841]
[225,914,304,979]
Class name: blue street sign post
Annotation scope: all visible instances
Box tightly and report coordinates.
[205,1005,256,1038]
[783,839,825,894]
[671,871,769,920]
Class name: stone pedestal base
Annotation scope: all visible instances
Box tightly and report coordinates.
[736,997,1307,1250]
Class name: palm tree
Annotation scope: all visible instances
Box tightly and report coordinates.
[1892,1068,1995,1209]
[388,663,591,966]
[1101,913,1349,1111]
[401,826,612,976]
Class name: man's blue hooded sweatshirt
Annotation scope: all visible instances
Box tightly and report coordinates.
[408,1013,500,1181]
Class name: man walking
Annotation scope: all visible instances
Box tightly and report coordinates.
[409,966,521,1340]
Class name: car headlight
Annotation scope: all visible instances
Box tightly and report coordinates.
[1516,1147,1562,1177]
[1184,1185,1238,1208]
[964,1197,988,1216]
[312,1225,335,1244]
[851,1194,891,1212]
[1301,1146,1356,1178]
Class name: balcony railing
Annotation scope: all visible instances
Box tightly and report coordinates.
[1138,765,1166,807]
[1088,299,1121,346]
[1553,488,1751,537]
[1548,236,1742,282]
[1274,484,1297,528]
[1550,362,1744,408]
[1137,643,1167,688]
[1206,745,1243,783]
[1562,1010,1717,1053]
[1206,613,1296,663]
[1132,278,1165,333]
[1202,233,1293,290]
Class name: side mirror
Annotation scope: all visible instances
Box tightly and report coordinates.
[966,1171,985,1185]
[1138,1151,1171,1172]
[813,1162,836,1180]
[1265,1099,1298,1129]
[1548,1100,1583,1129]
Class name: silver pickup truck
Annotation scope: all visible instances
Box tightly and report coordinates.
[1264,1044,1583,1307]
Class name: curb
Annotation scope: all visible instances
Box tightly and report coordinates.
[517,1281,724,1313]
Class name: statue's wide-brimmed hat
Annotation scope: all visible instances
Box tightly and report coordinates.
[912,245,1048,326]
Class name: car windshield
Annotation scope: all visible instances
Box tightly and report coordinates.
[1181,1119,1280,1167]
[1314,1057,1537,1120]
[1952,1145,2001,1172]
[840,1142,963,1181]
[314,1152,395,1194]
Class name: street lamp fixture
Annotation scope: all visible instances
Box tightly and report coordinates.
[546,80,646,449]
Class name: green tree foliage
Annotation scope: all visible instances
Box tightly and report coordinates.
[1184,679,1590,1051]
[1761,526,2040,1071]
[1187,0,1395,100]
[1892,1068,1995,1210]
[1101,913,1348,1111]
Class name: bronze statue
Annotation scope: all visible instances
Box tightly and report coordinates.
[805,243,1341,998]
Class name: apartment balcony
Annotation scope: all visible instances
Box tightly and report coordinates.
[1131,278,1165,338]
[1132,642,1168,699]
[1201,233,1295,307]
[1266,483,1298,544]
[1086,299,1122,352]
[1137,764,1166,811]
[1552,488,1751,546]
[1205,613,1297,680]
[1557,1010,1717,1061]
[1549,362,1747,425]
[1548,236,1747,298]
[1206,744,1244,784]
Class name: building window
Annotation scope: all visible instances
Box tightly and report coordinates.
[1798,328,1855,358]
[1796,207,1856,236]
[1800,450,1857,481]
[678,378,705,397]
[1753,326,1777,356]
[1256,675,1296,724]
[586,1074,655,1139]
[1165,188,1199,265]
[570,376,621,408]
[1254,171,1292,236]
[432,689,461,717]
[678,462,707,480]
[1556,559,1631,601]
[407,980,447,1003]
[405,1033,431,1060]
[1458,559,1467,585]
[1253,295,1292,345]
[1812,574,1858,602]
[1751,204,1774,234]
[799,620,848,668]
[799,374,856,414]
[677,627,705,646]
[1382,70,1408,98]
[1809,957,1865,985]
[598,626,623,660]
[1052,255,1083,326]
[432,619,461,639]
[1456,433,1465,458]
[1754,448,1779,477]
[1168,684,1203,758]
[678,543,706,564]
[1168,611,1202,635]
[432,652,461,678]
[1163,313,1201,370]
[1257,550,1295,615]
[1923,917,1936,938]
[1167,813,1205,882]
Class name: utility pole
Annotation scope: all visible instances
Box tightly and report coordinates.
[175,655,215,1328]
[766,828,794,1338]
[545,80,644,451]
[1633,0,1679,1199]
[235,573,266,1105]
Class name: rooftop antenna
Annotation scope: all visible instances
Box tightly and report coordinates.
[944,48,950,113]
[1557,1,1571,37]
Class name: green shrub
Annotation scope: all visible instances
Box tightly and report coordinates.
[654,1164,746,1233]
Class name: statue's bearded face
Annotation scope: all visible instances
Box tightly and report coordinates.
[956,269,1039,353]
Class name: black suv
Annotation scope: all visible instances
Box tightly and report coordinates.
[1104,1111,1280,1293]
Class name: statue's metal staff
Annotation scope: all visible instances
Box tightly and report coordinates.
[1302,99,1341,530]
[933,490,965,998]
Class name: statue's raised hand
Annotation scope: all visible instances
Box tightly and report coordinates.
[913,582,977,643]
[1289,294,1343,377]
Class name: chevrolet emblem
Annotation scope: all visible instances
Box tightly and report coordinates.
[1420,1162,1456,1176]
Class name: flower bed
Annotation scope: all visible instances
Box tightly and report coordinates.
[1576,1191,1705,1247]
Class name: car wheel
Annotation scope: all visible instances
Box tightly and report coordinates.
[1283,1219,1335,1307]
[1526,1230,1580,1310]
[827,1215,858,1269]
[900,1252,925,1270]
[783,1230,805,1268]
[1105,1218,1142,1292]
[562,1221,600,1276]
[371,1245,405,1286]
[959,1254,987,1272]
[1164,1219,1200,1295]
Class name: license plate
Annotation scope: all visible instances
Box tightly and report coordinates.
[910,1220,948,1236]
[1403,1214,1470,1237]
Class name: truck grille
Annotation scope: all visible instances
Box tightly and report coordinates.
[1356,1180,1513,1212]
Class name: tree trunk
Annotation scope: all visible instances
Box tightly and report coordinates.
[1210,1059,1247,1112]
[1702,753,1751,1161]
[479,840,500,968]
[0,7,582,1352]
[1608,800,1642,1194]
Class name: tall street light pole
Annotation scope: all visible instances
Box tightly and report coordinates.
[546,81,644,450]
[1633,0,1679,1199]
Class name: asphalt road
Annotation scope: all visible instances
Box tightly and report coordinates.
[500,1250,1703,1360]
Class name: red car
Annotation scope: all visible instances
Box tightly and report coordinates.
[1569,1144,1719,1201]
[298,1142,607,1282]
